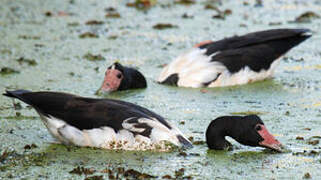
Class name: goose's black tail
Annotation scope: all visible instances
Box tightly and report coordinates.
[3,89,32,104]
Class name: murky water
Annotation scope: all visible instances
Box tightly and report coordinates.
[0,0,320,179]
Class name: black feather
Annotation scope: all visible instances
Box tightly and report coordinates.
[3,90,172,133]
[200,28,311,73]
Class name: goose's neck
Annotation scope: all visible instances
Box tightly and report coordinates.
[206,120,234,150]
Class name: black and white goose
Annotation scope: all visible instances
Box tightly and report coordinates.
[99,62,147,93]
[206,115,282,152]
[3,90,192,151]
[158,28,312,88]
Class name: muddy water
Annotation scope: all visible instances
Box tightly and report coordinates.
[0,0,320,179]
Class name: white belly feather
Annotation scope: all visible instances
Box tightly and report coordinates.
[158,48,280,88]
[38,113,187,151]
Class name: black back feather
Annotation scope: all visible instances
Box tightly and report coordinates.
[200,28,311,73]
[3,90,171,132]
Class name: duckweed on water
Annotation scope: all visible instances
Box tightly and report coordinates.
[85,20,104,25]
[105,12,121,18]
[153,23,178,30]
[18,35,41,40]
[99,166,157,179]
[69,166,96,175]
[84,175,103,180]
[126,0,157,10]
[3,115,38,120]
[0,150,48,171]
[1,0,321,179]
[294,11,320,23]
[230,111,267,115]
[79,32,99,38]
[16,57,37,66]
[174,0,195,5]
[0,67,19,75]
[83,53,105,61]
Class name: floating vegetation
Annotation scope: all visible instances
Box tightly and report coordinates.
[16,57,37,66]
[85,20,104,25]
[18,35,40,40]
[174,0,195,5]
[307,139,319,145]
[293,11,320,23]
[100,166,157,179]
[105,7,116,12]
[296,136,304,140]
[126,0,157,10]
[307,136,321,145]
[153,23,178,30]
[0,49,12,55]
[212,9,232,20]
[105,12,121,18]
[0,67,19,75]
[303,172,311,179]
[0,150,49,169]
[0,149,14,163]
[108,35,118,40]
[84,175,103,180]
[24,144,38,150]
[69,166,96,175]
[67,22,80,26]
[3,114,38,120]
[44,11,53,17]
[182,13,193,19]
[230,111,267,115]
[79,32,99,38]
[204,4,220,11]
[269,22,282,26]
[293,150,321,157]
[83,53,105,61]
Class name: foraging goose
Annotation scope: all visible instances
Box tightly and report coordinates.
[206,115,282,152]
[3,90,192,151]
[158,28,311,88]
[99,62,147,93]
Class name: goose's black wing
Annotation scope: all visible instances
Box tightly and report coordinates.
[3,90,171,132]
[200,28,311,73]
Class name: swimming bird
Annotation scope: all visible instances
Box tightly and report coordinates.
[3,90,192,151]
[158,28,311,88]
[99,62,147,93]
[206,115,282,152]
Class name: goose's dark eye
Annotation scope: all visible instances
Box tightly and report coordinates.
[117,73,122,79]
[255,125,262,131]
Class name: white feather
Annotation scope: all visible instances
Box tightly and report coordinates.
[58,124,86,146]
[158,48,281,88]
[37,114,189,151]
[38,113,69,144]
[208,59,280,87]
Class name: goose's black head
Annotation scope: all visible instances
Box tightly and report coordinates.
[206,115,282,152]
[99,62,147,92]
